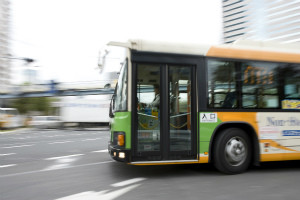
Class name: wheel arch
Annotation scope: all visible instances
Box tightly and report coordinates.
[208,122,260,166]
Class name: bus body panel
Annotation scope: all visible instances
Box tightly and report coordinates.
[110,111,131,149]
[199,112,300,163]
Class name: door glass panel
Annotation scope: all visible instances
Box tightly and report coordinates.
[136,64,161,152]
[169,66,192,151]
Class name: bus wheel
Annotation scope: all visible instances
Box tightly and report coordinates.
[213,128,251,174]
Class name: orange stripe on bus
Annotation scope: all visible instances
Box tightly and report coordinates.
[216,112,259,134]
[207,46,300,63]
[283,153,300,161]
[261,154,283,162]
[261,153,300,162]
[199,156,209,163]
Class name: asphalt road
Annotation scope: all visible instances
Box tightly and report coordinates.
[1,128,300,200]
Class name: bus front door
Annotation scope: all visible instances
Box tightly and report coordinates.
[134,63,197,162]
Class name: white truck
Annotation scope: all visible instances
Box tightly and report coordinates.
[59,95,112,127]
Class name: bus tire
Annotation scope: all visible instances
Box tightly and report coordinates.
[213,128,251,174]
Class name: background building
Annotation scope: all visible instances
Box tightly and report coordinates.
[0,0,11,92]
[222,0,300,44]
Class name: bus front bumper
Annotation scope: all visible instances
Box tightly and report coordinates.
[108,142,130,163]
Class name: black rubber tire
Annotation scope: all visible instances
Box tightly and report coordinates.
[213,128,251,174]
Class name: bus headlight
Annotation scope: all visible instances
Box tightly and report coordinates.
[119,152,125,159]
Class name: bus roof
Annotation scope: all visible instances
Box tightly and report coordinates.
[108,39,300,63]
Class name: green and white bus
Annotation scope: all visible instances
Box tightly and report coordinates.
[108,39,300,174]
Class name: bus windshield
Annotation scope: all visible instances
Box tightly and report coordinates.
[113,60,128,113]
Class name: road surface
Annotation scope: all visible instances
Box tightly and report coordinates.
[1,128,300,200]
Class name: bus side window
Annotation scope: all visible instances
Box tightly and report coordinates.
[283,64,300,99]
[207,59,237,108]
[222,92,237,108]
[241,61,280,109]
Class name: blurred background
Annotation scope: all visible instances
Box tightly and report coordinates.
[0,0,299,129]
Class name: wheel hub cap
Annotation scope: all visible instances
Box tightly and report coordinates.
[225,137,247,166]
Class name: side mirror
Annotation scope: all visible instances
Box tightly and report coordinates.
[109,95,115,118]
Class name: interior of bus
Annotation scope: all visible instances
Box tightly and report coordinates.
[136,63,193,155]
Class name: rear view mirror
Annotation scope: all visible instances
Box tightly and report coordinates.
[109,95,115,118]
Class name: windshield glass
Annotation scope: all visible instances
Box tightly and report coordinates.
[113,60,128,112]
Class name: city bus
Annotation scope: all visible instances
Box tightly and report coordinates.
[107,39,300,174]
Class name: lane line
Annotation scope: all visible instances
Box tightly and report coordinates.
[92,149,108,153]
[0,160,114,178]
[0,164,17,168]
[45,154,84,160]
[2,144,34,149]
[44,156,80,171]
[0,153,16,156]
[56,184,141,200]
[81,138,102,141]
[1,136,106,147]
[111,177,147,187]
[48,141,74,145]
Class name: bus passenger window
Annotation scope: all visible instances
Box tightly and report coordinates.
[241,62,280,109]
[283,64,300,99]
[207,60,237,108]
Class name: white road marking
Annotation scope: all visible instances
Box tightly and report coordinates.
[56,184,142,200]
[44,135,65,138]
[0,160,114,178]
[0,164,17,168]
[111,177,147,187]
[44,157,79,171]
[81,138,102,141]
[68,134,85,136]
[12,136,37,139]
[45,154,84,160]
[2,144,34,149]
[11,137,26,139]
[0,153,16,156]
[48,141,74,145]
[92,149,108,153]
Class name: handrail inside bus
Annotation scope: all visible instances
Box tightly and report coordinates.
[137,112,158,119]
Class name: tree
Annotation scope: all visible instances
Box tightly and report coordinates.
[12,97,53,115]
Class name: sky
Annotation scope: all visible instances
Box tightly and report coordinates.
[10,0,222,84]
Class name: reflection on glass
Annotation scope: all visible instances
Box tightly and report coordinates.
[169,66,192,151]
[113,61,128,112]
[136,64,160,152]
[241,61,279,108]
[283,64,300,99]
[207,60,236,108]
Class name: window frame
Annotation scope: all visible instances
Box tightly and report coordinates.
[205,57,300,112]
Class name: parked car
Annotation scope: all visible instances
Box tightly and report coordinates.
[30,116,62,129]
[0,108,22,129]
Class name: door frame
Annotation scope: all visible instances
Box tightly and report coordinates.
[131,51,201,162]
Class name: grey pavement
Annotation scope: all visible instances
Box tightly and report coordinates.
[0,128,300,200]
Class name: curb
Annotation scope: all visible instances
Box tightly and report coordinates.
[0,128,30,135]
